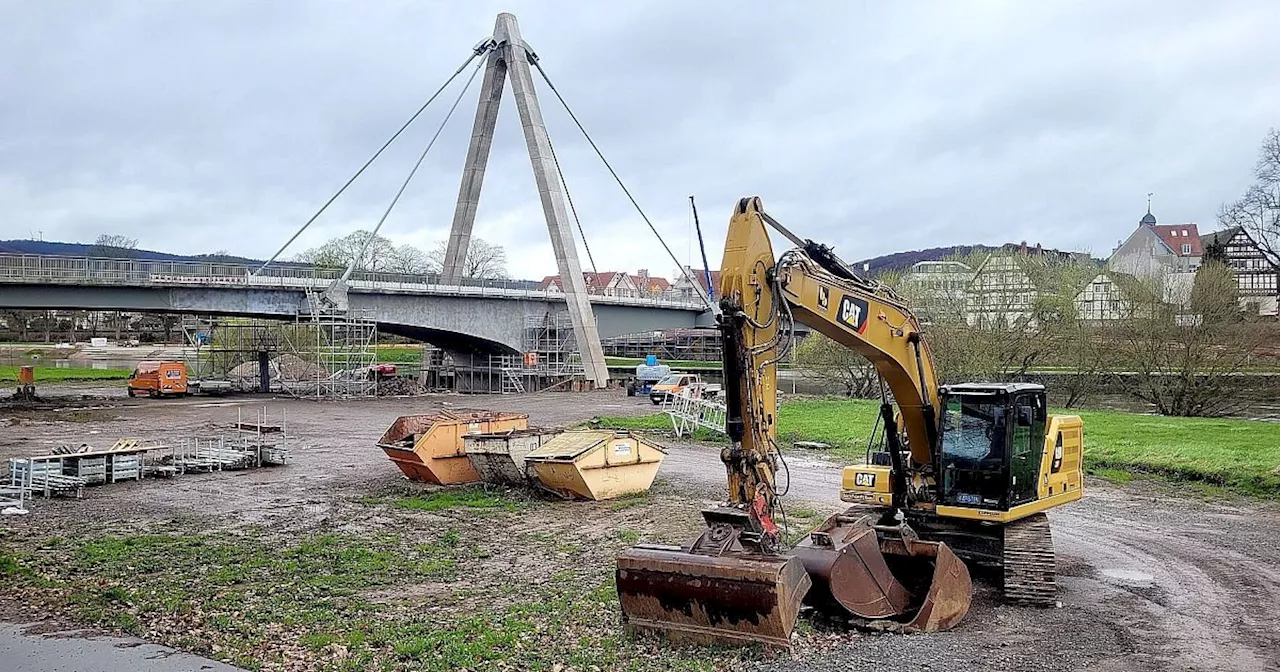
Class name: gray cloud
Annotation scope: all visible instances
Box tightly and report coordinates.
[3,0,1277,278]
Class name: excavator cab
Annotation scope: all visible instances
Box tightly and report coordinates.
[937,384,1047,511]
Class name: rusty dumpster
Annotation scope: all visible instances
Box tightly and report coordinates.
[463,428,563,486]
[377,410,528,484]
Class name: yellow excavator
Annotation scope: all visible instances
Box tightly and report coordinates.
[616,197,1084,646]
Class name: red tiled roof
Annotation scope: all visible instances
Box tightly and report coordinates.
[1152,224,1202,257]
[701,270,722,293]
[583,272,622,288]
[630,275,671,292]
[539,272,635,292]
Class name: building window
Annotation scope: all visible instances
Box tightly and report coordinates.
[1181,243,1191,255]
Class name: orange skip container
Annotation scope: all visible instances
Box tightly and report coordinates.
[377,410,529,484]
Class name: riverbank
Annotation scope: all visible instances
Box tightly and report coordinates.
[597,398,1280,499]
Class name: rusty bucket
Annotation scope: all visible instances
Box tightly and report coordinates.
[792,514,971,632]
[616,544,811,649]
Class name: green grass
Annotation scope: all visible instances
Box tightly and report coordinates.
[788,507,820,520]
[596,399,1280,499]
[1076,409,1280,497]
[0,550,31,577]
[608,491,651,510]
[1090,468,1135,484]
[2,525,734,671]
[616,529,642,544]
[589,413,724,442]
[598,398,881,455]
[0,365,132,382]
[374,345,425,364]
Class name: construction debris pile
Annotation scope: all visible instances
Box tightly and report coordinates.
[375,376,428,397]
[378,411,666,501]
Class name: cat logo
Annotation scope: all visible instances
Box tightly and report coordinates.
[838,296,870,334]
[817,285,829,311]
[854,472,876,488]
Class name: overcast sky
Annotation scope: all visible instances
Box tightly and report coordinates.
[4,1,1278,279]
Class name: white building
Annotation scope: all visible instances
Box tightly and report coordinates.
[1109,208,1202,277]
[1074,272,1134,322]
[902,260,972,321]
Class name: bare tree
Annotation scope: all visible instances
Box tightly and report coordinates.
[1113,260,1263,417]
[2,311,30,341]
[892,250,1099,384]
[86,235,140,339]
[295,230,398,272]
[386,244,432,275]
[793,333,879,397]
[882,259,1001,384]
[91,234,139,258]
[428,238,509,280]
[1219,128,1280,267]
[35,311,55,343]
[1055,320,1114,408]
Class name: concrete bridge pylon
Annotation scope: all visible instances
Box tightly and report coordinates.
[441,12,609,388]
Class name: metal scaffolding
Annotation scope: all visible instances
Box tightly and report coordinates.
[601,327,723,362]
[182,316,284,386]
[280,307,379,398]
[419,311,587,394]
[179,301,381,398]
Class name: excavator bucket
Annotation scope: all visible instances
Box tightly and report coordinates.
[890,536,972,632]
[616,545,812,648]
[792,514,971,632]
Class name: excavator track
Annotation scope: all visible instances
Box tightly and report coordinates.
[1001,512,1057,605]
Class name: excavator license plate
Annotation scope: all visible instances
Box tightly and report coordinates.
[616,545,811,649]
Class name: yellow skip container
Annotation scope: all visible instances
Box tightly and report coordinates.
[524,429,666,501]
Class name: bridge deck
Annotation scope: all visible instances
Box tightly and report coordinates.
[0,253,706,310]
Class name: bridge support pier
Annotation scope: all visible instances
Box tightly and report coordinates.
[258,351,271,394]
[442,12,609,389]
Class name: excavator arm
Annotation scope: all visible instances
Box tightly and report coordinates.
[720,197,943,495]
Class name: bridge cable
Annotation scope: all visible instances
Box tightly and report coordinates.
[532,61,714,310]
[339,56,486,283]
[253,44,492,276]
[546,132,598,274]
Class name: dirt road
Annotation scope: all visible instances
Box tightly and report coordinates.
[660,439,1280,672]
[2,389,1278,671]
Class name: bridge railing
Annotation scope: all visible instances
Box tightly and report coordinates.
[0,253,707,309]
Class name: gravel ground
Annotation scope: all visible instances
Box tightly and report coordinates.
[2,387,1278,671]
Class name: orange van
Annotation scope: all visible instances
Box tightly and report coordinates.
[127,361,188,398]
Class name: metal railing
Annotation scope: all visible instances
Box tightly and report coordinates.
[662,389,728,438]
[0,253,706,309]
